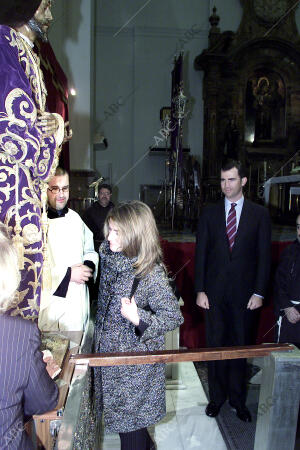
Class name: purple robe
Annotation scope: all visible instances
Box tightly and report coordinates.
[0,26,62,320]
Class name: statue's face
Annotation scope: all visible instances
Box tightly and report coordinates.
[28,0,53,42]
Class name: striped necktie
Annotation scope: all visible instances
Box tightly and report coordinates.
[226,202,237,251]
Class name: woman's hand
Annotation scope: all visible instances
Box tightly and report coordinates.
[121,296,140,326]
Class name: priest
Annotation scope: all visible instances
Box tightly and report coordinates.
[0,0,65,320]
[38,168,98,333]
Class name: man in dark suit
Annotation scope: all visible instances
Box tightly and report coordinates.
[195,160,271,422]
[83,183,114,252]
[275,214,300,346]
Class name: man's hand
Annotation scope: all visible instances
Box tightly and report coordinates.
[284,306,300,324]
[42,350,61,379]
[120,296,140,326]
[71,263,93,284]
[196,292,209,309]
[37,112,59,138]
[247,294,263,310]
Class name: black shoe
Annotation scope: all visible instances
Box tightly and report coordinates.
[229,402,252,422]
[205,401,222,417]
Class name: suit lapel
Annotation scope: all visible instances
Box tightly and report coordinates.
[219,200,231,257]
[220,200,227,236]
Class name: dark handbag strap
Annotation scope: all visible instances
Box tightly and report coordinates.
[130,277,140,299]
[131,276,153,313]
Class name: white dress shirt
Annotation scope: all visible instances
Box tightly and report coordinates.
[225,195,244,229]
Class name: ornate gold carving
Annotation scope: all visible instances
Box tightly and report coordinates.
[0,28,64,320]
[22,223,42,245]
[253,0,289,23]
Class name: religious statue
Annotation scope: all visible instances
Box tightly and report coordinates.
[0,1,67,320]
[252,75,284,142]
[223,118,239,159]
[253,77,273,140]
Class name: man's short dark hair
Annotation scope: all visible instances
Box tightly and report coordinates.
[221,159,247,179]
[55,167,68,177]
[98,183,112,194]
[0,0,42,27]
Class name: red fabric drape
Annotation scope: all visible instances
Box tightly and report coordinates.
[161,239,292,348]
[36,40,70,171]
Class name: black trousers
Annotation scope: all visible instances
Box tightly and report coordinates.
[119,428,154,450]
[205,296,258,408]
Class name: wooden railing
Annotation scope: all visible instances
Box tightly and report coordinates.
[67,342,300,450]
[70,343,292,367]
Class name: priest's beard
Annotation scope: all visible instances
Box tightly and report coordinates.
[28,18,49,42]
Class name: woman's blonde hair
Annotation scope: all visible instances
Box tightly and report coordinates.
[0,223,20,313]
[104,201,163,277]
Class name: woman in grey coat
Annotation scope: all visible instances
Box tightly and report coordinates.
[94,201,183,450]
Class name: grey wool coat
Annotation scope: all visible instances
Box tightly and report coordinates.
[94,240,184,433]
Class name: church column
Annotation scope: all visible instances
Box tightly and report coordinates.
[202,58,221,177]
[65,0,95,171]
[49,0,95,171]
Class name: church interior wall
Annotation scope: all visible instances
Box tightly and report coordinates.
[93,0,211,202]
[49,0,300,202]
[49,0,94,172]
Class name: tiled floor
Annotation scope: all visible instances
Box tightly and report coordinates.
[97,362,227,449]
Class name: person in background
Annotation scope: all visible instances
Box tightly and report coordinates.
[83,183,114,304]
[83,183,114,252]
[38,167,98,334]
[0,223,58,449]
[94,201,183,450]
[275,214,300,347]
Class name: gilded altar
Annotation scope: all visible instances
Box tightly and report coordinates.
[194,0,300,210]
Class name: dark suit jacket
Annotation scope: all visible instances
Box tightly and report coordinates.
[82,201,114,251]
[195,199,271,306]
[0,315,59,449]
[274,240,300,314]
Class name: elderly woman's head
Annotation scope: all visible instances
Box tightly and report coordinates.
[0,224,20,313]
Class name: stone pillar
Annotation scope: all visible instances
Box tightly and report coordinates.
[65,0,95,170]
[254,346,300,450]
[203,60,221,177]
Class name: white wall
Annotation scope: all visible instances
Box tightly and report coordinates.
[49,0,94,170]
[94,0,212,201]
[49,0,300,201]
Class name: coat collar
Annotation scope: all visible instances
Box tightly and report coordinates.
[100,240,136,274]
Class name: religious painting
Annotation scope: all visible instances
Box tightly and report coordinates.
[245,70,285,145]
